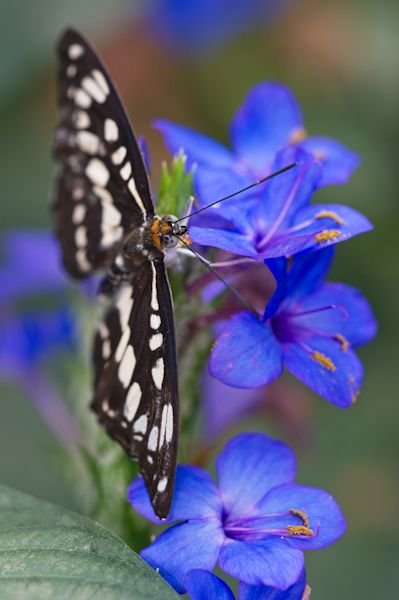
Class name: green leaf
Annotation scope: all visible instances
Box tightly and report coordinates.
[0,485,178,600]
[157,152,194,217]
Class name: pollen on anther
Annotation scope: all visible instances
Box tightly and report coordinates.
[312,351,336,371]
[315,210,344,225]
[334,333,350,351]
[315,229,341,243]
[289,508,310,528]
[286,525,314,537]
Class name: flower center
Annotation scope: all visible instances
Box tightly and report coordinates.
[224,508,315,542]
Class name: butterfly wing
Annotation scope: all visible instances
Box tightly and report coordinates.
[92,259,178,518]
[53,27,154,278]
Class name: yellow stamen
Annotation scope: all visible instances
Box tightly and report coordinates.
[334,334,350,351]
[289,127,307,145]
[290,508,310,528]
[312,351,336,371]
[315,229,341,243]
[315,210,344,225]
[287,525,314,537]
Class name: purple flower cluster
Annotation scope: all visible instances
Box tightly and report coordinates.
[157,82,376,407]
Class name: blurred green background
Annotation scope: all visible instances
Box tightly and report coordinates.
[0,0,398,598]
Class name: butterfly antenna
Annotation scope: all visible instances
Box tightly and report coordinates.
[177,235,260,317]
[176,162,297,223]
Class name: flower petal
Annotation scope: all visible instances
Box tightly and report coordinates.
[289,282,378,346]
[263,258,287,319]
[292,203,373,253]
[216,433,296,519]
[155,119,235,169]
[239,569,307,600]
[259,231,319,260]
[186,570,235,600]
[190,226,257,257]
[258,483,346,550]
[128,465,221,524]
[283,336,364,407]
[254,148,321,233]
[285,247,334,300]
[210,312,283,388]
[141,519,224,593]
[219,538,304,589]
[194,164,253,213]
[300,136,361,187]
[231,83,304,174]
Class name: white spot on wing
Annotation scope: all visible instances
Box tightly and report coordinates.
[104,118,119,142]
[76,130,100,154]
[67,64,77,77]
[118,345,136,388]
[117,286,133,329]
[82,76,107,103]
[150,314,161,330]
[68,44,84,60]
[75,226,87,248]
[151,357,164,390]
[148,426,159,452]
[151,263,159,310]
[165,404,173,443]
[72,204,86,225]
[102,339,111,360]
[127,178,147,216]
[120,162,132,181]
[157,478,168,493]
[149,333,163,351]
[76,249,91,272]
[112,146,127,165]
[115,326,131,363]
[102,202,121,228]
[124,382,141,421]
[72,187,84,201]
[86,159,110,187]
[73,110,90,129]
[74,89,91,108]
[133,414,148,434]
[93,185,113,205]
[92,69,110,95]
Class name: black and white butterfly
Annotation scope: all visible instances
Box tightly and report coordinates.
[52,28,187,518]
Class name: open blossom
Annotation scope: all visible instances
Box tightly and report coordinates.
[210,248,377,407]
[129,433,345,594]
[156,83,370,261]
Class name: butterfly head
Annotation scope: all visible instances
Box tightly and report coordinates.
[152,216,188,250]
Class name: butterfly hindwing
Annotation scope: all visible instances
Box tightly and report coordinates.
[53,27,154,279]
[92,259,178,518]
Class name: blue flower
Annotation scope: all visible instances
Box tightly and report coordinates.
[156,82,360,196]
[144,1,287,54]
[210,248,377,407]
[186,568,307,599]
[156,83,370,259]
[0,229,82,446]
[129,433,345,593]
[0,229,68,304]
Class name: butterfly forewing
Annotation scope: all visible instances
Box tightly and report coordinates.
[53,28,153,278]
[53,28,179,518]
[92,260,178,517]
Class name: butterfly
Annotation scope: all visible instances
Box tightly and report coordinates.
[52,28,188,518]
